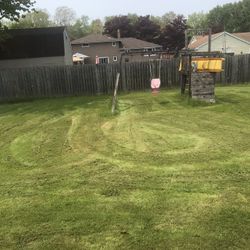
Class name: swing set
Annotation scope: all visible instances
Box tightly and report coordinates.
[180,28,224,97]
[149,58,162,95]
[111,50,169,113]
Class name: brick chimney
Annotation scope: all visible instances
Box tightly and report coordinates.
[117,29,121,39]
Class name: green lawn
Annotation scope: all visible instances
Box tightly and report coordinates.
[0,85,249,249]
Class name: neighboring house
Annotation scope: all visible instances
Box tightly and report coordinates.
[71,34,163,64]
[188,31,250,55]
[120,37,163,63]
[71,34,121,64]
[0,27,72,69]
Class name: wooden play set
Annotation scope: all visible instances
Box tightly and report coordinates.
[179,29,225,102]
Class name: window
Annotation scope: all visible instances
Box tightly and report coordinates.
[112,42,116,47]
[99,57,109,64]
[113,56,118,62]
[125,58,129,63]
[81,44,90,48]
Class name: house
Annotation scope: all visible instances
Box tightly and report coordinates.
[71,34,163,64]
[71,34,121,64]
[188,31,250,55]
[0,27,73,69]
[119,37,163,63]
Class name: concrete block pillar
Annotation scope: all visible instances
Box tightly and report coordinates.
[191,72,215,103]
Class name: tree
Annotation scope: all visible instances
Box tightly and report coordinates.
[127,13,139,25]
[150,12,177,29]
[150,15,162,27]
[90,19,103,34]
[104,14,161,43]
[67,16,90,40]
[54,6,76,26]
[160,15,188,51]
[0,0,35,27]
[134,15,161,43]
[187,12,208,30]
[238,0,250,32]
[227,0,250,32]
[10,9,51,28]
[0,0,35,43]
[104,15,136,38]
[161,12,177,27]
[207,4,230,33]
[206,0,250,33]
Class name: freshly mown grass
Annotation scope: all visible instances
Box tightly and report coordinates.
[0,85,249,249]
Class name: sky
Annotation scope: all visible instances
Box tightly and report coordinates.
[35,0,239,20]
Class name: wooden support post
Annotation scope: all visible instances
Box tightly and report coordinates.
[111,72,120,114]
[180,73,184,94]
[208,28,212,53]
[185,30,188,50]
[188,54,192,97]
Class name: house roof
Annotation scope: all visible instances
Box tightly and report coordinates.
[71,34,162,50]
[233,32,250,43]
[120,37,162,49]
[188,32,250,49]
[71,34,118,45]
[0,27,67,60]
[188,33,222,49]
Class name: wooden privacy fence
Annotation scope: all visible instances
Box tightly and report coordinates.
[0,60,179,101]
[217,54,250,84]
[0,63,120,100]
[0,55,249,101]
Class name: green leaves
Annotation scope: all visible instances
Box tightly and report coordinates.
[207,0,250,33]
[0,0,35,21]
[9,9,51,29]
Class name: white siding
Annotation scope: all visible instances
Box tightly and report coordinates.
[197,33,250,55]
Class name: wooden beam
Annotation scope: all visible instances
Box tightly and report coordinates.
[111,72,120,114]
